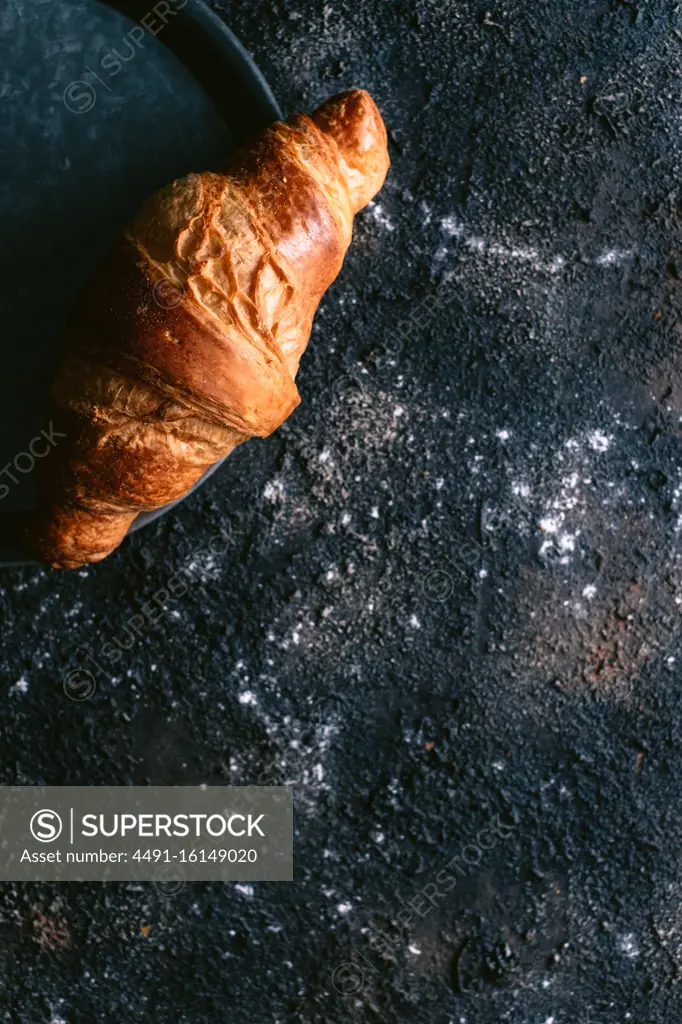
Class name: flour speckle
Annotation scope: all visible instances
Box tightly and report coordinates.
[587,430,613,452]
[619,933,640,959]
[263,478,285,502]
[238,691,258,705]
[365,200,395,232]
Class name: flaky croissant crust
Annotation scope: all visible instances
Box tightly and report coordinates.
[27,89,389,568]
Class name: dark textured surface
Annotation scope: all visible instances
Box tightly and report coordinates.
[3,0,682,1021]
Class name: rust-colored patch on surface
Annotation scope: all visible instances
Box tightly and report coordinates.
[27,908,71,952]
[514,512,681,702]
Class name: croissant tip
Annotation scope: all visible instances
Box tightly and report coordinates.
[311,88,390,212]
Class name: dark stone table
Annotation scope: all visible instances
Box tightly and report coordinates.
[3,0,682,1020]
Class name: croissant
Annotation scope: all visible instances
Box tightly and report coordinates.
[25,89,389,569]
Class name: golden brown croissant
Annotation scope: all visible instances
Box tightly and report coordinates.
[26,89,389,569]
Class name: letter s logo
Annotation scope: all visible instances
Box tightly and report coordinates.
[30,809,63,843]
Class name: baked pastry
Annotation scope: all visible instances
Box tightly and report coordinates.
[26,89,389,568]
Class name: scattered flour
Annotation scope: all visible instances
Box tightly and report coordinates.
[534,429,618,563]
[440,215,634,274]
[587,430,612,452]
[238,691,258,705]
[365,200,395,232]
[619,933,640,959]
[183,549,222,584]
[230,687,340,818]
[263,478,285,503]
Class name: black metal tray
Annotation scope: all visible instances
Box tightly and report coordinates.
[0,0,282,565]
